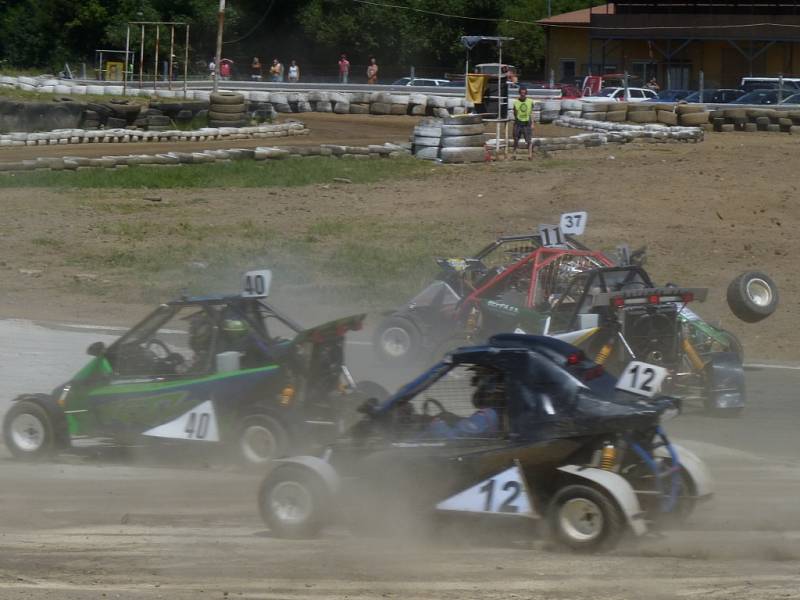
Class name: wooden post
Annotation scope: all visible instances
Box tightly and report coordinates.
[123,25,130,95]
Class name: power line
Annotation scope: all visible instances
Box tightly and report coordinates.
[351,0,800,31]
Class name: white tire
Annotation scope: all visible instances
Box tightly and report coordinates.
[562,99,582,111]
[250,91,270,102]
[86,85,105,95]
[427,95,446,108]
[543,100,561,111]
[413,136,441,147]
[441,134,484,148]
[38,86,55,94]
[414,126,442,137]
[440,147,485,163]
[409,93,428,106]
[414,146,439,160]
[17,76,38,86]
[441,123,484,136]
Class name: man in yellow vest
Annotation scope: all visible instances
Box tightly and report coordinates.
[512,86,534,160]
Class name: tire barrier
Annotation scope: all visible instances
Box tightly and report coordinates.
[0,141,412,173]
[0,76,471,124]
[0,121,309,149]
[553,115,705,143]
[411,115,486,163]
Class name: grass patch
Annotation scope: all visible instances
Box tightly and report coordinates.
[0,157,429,190]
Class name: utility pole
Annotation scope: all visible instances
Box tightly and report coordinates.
[547,0,552,17]
[213,0,226,92]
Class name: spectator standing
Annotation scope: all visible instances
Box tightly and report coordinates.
[646,77,660,92]
[288,60,300,82]
[208,58,216,79]
[251,57,262,81]
[338,53,350,83]
[269,59,281,82]
[511,86,534,161]
[219,58,233,80]
[366,57,379,84]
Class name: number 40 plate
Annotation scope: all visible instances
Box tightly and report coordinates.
[242,269,272,298]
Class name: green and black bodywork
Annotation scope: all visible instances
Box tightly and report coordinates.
[2,294,373,466]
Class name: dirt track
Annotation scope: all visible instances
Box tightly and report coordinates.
[0,113,579,162]
[1,441,798,600]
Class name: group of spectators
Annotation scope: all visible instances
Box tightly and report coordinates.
[207,53,379,84]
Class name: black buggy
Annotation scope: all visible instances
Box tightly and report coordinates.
[257,335,712,552]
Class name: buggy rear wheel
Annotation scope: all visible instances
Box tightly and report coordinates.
[372,316,421,366]
[258,467,329,538]
[237,414,288,468]
[547,485,624,552]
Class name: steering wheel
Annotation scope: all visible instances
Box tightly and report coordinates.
[422,398,461,426]
[146,339,185,373]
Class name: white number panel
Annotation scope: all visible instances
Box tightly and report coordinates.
[560,211,588,235]
[241,269,272,298]
[142,400,220,442]
[538,224,565,248]
[616,361,668,398]
[436,465,537,517]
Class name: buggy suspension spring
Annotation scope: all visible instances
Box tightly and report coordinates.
[682,338,705,371]
[594,341,614,365]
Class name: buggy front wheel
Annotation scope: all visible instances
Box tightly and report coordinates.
[2,400,55,461]
[258,467,330,538]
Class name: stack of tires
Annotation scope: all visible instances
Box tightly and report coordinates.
[439,115,485,163]
[412,118,442,160]
[208,91,248,128]
[652,103,678,126]
[540,99,560,123]
[561,99,583,118]
[606,102,628,123]
[677,105,710,128]
[581,102,611,122]
[626,103,658,124]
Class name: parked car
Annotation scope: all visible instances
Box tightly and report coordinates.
[392,77,451,87]
[645,89,692,102]
[740,77,800,93]
[779,92,800,104]
[730,89,782,105]
[581,74,642,96]
[583,87,657,102]
[683,89,744,103]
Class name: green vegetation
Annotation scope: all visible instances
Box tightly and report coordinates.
[0,157,429,190]
[0,1,603,75]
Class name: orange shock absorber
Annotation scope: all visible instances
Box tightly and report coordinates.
[600,443,617,471]
[682,338,706,371]
[595,341,614,365]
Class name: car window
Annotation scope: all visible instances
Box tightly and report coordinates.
[629,89,644,99]
[409,364,508,438]
[598,87,617,97]
[110,305,217,378]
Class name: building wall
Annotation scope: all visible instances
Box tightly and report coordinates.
[547,27,800,88]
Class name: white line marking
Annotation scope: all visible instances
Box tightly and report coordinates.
[745,363,800,371]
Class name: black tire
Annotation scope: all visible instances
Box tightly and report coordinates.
[210,91,244,105]
[258,466,329,538]
[727,271,779,323]
[372,316,422,366]
[236,414,289,468]
[2,400,55,461]
[547,484,624,552]
[208,103,246,115]
[208,110,247,121]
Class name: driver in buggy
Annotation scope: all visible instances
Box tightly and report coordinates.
[427,366,506,438]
